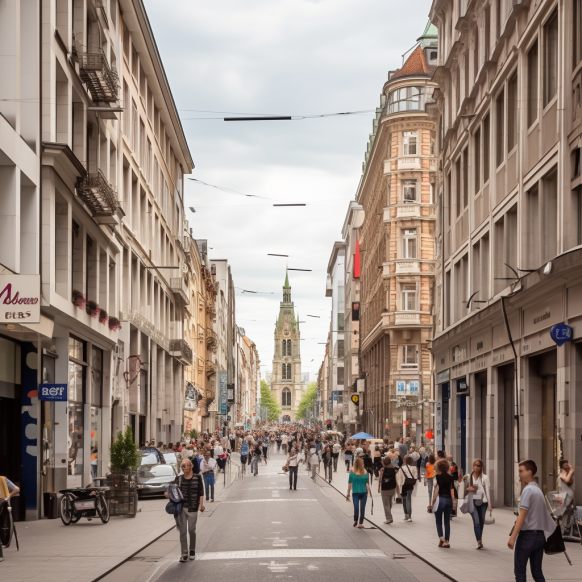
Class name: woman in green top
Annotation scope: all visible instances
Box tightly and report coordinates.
[347,458,372,528]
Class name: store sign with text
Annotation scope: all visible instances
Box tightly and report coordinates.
[0,275,41,324]
[218,372,228,415]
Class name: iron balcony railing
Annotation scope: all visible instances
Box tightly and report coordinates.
[76,44,119,103]
[76,169,118,215]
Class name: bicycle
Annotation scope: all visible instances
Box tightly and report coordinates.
[0,498,19,551]
[546,490,582,543]
[59,487,110,525]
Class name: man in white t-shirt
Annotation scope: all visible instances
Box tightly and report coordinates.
[508,460,556,582]
[332,441,342,472]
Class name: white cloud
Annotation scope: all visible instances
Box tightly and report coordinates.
[144,0,433,377]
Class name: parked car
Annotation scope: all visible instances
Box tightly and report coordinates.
[136,448,177,498]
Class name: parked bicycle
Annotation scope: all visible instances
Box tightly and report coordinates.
[59,487,110,525]
[0,498,19,550]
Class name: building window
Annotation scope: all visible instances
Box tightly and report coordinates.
[387,86,426,114]
[337,366,345,385]
[496,89,505,167]
[403,131,417,155]
[337,339,345,358]
[403,181,417,203]
[474,128,481,193]
[281,363,292,380]
[402,229,417,258]
[401,345,419,369]
[544,10,558,106]
[575,0,582,68]
[401,284,417,311]
[282,339,291,356]
[483,113,490,182]
[507,72,518,151]
[282,388,291,408]
[528,40,539,127]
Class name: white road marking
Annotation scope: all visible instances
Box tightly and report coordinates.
[196,549,387,560]
[221,498,316,503]
[243,487,306,490]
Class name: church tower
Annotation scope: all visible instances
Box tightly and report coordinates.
[271,270,302,420]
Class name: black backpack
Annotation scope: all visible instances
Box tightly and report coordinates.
[381,466,397,490]
[401,466,416,494]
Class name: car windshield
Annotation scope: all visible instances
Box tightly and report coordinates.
[140,452,158,465]
[163,452,178,464]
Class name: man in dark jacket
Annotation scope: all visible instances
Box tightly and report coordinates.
[165,459,204,563]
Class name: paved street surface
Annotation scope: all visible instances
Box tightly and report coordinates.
[3,451,581,582]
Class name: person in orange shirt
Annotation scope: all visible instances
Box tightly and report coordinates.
[424,454,436,512]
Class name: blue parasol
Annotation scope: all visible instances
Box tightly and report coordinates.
[347,432,374,440]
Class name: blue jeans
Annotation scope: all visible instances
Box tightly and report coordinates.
[402,490,413,517]
[434,496,452,541]
[514,530,546,582]
[352,492,368,524]
[471,501,488,541]
[251,456,259,475]
[203,473,215,500]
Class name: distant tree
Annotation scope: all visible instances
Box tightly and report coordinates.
[260,380,281,421]
[296,381,318,420]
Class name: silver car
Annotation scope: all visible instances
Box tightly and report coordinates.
[136,449,177,498]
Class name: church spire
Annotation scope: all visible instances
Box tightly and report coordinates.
[283,269,292,303]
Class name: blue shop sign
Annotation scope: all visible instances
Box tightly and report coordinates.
[456,378,468,393]
[39,383,68,401]
[550,324,573,347]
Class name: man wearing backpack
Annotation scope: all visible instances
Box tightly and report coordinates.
[165,458,204,563]
[378,457,400,524]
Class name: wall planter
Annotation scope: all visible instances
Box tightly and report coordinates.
[72,290,86,309]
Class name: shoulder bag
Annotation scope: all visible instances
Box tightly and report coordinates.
[460,474,471,514]
[401,466,416,494]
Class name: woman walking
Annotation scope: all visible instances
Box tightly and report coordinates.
[287,447,299,490]
[424,454,436,512]
[343,445,353,472]
[346,458,372,528]
[378,456,399,524]
[461,458,492,549]
[398,456,418,522]
[322,445,333,483]
[428,458,455,548]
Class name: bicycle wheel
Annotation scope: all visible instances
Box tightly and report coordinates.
[60,494,74,525]
[0,505,14,548]
[97,494,110,524]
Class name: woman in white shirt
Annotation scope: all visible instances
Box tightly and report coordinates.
[461,458,492,550]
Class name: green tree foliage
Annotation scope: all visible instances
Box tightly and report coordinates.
[260,379,281,421]
[110,426,140,471]
[296,381,318,420]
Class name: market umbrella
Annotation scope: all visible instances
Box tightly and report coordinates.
[347,432,374,440]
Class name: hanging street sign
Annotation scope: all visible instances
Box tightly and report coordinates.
[550,324,573,347]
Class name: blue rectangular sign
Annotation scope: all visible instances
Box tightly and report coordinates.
[39,383,68,401]
[219,372,228,415]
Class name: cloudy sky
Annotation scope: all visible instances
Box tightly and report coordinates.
[144,0,433,379]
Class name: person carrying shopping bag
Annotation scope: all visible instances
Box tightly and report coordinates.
[398,455,418,522]
[428,458,456,548]
[460,458,493,550]
[347,458,372,528]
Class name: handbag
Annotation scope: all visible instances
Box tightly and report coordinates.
[282,463,289,472]
[484,511,495,525]
[401,466,416,494]
[544,525,566,555]
[460,499,470,514]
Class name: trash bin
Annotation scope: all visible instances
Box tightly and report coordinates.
[43,492,59,519]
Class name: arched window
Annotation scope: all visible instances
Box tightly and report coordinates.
[286,363,292,380]
[282,388,292,408]
[282,363,287,379]
[282,339,292,357]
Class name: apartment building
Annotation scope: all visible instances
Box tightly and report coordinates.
[325,242,346,427]
[237,329,260,429]
[341,201,364,432]
[358,24,438,440]
[429,0,582,505]
[0,0,193,521]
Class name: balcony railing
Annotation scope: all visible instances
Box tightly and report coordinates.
[397,156,422,170]
[170,277,188,306]
[169,339,193,366]
[76,169,118,216]
[75,45,119,103]
[394,311,422,325]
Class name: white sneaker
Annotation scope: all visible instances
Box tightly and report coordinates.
[384,519,393,524]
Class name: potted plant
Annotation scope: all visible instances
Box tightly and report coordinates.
[107,426,140,517]
[72,290,86,309]
[109,317,121,331]
[99,308,108,325]
[86,300,99,318]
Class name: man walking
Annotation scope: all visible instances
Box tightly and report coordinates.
[309,442,321,482]
[332,440,342,472]
[508,460,555,582]
[200,450,217,502]
[165,459,204,563]
[251,442,262,476]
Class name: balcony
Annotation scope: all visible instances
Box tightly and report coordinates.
[395,260,420,274]
[394,311,421,326]
[170,277,189,306]
[76,169,118,220]
[397,157,422,170]
[205,327,218,351]
[169,339,193,366]
[206,360,217,377]
[75,46,119,103]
